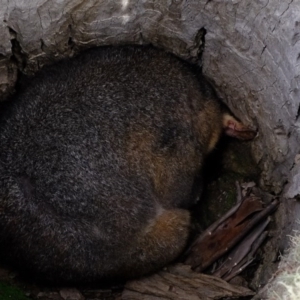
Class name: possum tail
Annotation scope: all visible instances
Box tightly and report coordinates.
[0,175,191,283]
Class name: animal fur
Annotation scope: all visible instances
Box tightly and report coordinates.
[0,45,247,283]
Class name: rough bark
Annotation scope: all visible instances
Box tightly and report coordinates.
[122,264,254,300]
[0,0,300,297]
[0,0,299,193]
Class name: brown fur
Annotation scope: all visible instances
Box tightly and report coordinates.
[0,45,247,283]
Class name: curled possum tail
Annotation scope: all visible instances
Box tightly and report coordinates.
[0,175,104,281]
[0,175,191,282]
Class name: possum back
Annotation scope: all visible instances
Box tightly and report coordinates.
[0,46,223,281]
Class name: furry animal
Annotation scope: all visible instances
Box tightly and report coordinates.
[0,45,254,283]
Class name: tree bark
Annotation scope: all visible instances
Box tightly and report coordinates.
[0,0,299,194]
[0,0,300,297]
[122,264,254,300]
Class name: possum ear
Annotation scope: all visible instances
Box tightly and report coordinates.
[223,113,257,140]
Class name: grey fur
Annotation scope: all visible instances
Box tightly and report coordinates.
[0,46,224,282]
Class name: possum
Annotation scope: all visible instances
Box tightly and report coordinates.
[0,45,255,283]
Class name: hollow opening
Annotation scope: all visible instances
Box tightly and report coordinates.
[0,1,299,299]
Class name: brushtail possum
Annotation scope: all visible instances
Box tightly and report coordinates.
[0,45,255,282]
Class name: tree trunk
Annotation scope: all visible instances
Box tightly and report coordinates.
[0,0,299,298]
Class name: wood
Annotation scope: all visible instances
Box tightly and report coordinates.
[0,0,300,295]
[122,264,254,300]
[0,0,299,199]
[184,195,278,272]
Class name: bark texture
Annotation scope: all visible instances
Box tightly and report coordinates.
[0,0,300,297]
[122,264,254,299]
[1,0,299,195]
